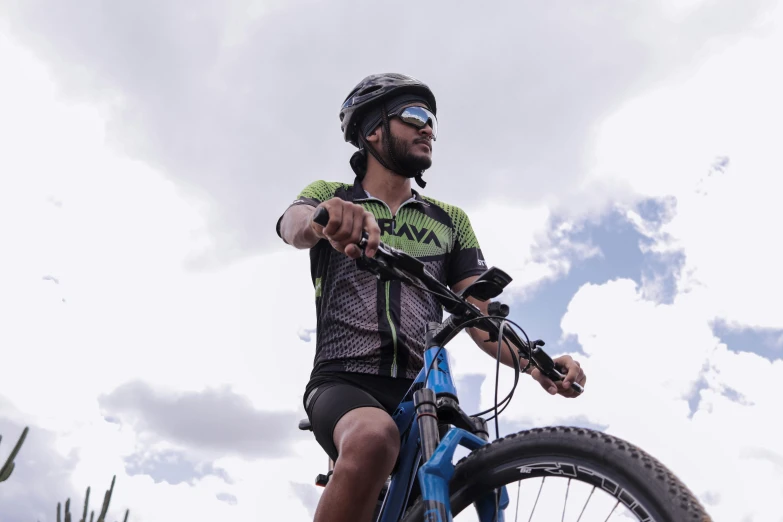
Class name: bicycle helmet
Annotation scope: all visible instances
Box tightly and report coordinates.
[340,73,437,147]
[340,73,437,187]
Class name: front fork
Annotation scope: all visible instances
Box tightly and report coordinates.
[414,388,509,522]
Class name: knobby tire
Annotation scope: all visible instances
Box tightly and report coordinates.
[401,426,712,522]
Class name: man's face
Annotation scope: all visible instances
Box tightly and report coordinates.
[371,103,434,173]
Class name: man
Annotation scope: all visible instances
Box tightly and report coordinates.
[276,73,587,522]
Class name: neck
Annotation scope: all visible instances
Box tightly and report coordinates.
[362,157,414,213]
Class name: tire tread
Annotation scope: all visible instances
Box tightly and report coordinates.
[401,426,712,522]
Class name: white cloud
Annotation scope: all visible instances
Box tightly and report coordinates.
[553,278,783,522]
[5,0,774,260]
[448,8,783,521]
[467,201,605,307]
[0,32,322,521]
[512,8,783,520]
[2,3,783,521]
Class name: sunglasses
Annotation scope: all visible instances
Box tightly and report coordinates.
[388,106,438,140]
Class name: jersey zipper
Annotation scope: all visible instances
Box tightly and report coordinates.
[355,195,418,218]
[355,195,418,378]
[389,213,399,377]
[385,280,398,377]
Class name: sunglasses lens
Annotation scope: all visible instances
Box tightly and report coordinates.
[399,107,438,138]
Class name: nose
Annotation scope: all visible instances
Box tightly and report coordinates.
[419,124,434,140]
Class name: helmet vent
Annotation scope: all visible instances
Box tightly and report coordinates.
[359,85,383,96]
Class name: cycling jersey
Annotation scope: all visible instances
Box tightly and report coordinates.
[276,177,486,380]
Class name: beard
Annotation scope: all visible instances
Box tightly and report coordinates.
[388,134,432,176]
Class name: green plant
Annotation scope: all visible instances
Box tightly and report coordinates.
[55,475,130,522]
[0,426,130,522]
[0,426,28,483]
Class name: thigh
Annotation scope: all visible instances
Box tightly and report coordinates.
[333,372,415,415]
[305,382,385,462]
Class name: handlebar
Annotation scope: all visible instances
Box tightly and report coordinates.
[311,206,583,395]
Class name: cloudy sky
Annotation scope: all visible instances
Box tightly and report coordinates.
[1,1,782,520]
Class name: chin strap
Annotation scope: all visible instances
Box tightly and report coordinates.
[360,134,393,173]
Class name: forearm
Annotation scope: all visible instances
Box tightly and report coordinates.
[465,296,530,371]
[279,205,321,249]
[467,325,529,370]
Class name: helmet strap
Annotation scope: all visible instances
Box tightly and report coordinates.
[380,105,405,174]
[349,148,368,178]
[359,134,393,174]
[377,104,427,187]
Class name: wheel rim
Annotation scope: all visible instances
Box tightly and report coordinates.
[448,456,668,522]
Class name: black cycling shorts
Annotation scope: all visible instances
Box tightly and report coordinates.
[303,371,414,462]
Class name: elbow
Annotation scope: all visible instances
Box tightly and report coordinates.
[279,209,317,250]
[278,217,295,247]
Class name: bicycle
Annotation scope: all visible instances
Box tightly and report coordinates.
[298,207,712,522]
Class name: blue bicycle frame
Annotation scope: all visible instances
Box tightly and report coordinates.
[376,343,510,522]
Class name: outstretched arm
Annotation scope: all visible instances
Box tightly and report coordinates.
[451,276,586,398]
[450,276,527,368]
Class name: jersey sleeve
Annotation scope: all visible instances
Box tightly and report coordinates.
[447,207,487,286]
[275,180,341,240]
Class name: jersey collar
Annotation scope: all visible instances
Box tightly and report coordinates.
[351,176,428,206]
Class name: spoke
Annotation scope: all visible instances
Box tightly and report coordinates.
[575,486,595,522]
[514,480,521,522]
[561,478,571,522]
[526,477,545,522]
[602,500,620,522]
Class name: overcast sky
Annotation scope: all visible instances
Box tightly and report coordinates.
[1,1,782,521]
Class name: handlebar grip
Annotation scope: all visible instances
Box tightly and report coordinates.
[312,206,371,251]
[313,207,330,227]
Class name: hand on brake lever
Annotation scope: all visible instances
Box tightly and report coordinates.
[530,355,586,398]
[311,203,381,259]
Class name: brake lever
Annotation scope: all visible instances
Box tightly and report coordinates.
[509,330,584,396]
[532,351,584,395]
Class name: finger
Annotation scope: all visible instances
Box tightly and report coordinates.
[559,371,585,398]
[333,205,355,243]
[323,202,343,238]
[558,385,579,398]
[571,362,584,382]
[558,358,581,389]
[349,206,365,246]
[531,368,557,396]
[345,244,361,259]
[364,213,381,258]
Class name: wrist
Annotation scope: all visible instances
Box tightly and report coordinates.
[308,219,321,239]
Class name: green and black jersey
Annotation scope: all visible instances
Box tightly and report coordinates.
[276,178,487,380]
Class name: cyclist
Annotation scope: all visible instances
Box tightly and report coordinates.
[276,73,587,522]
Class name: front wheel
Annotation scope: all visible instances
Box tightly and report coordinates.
[402,426,711,522]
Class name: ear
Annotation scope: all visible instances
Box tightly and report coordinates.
[365,124,382,144]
